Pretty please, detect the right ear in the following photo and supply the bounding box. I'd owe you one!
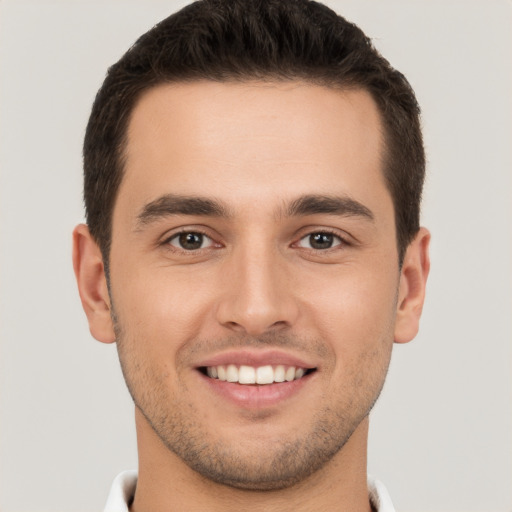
[72,224,115,343]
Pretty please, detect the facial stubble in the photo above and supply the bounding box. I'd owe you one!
[111,305,393,491]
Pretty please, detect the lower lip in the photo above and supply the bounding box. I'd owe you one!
[198,371,314,409]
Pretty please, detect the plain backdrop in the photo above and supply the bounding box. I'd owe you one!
[0,1,511,511]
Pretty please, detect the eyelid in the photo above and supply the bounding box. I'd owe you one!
[160,226,223,250]
[168,232,214,249]
[292,227,352,249]
[297,231,343,249]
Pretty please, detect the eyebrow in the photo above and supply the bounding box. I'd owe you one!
[136,194,231,227]
[285,194,374,221]
[135,192,374,228]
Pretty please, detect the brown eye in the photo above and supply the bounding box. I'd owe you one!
[298,232,342,250]
[169,232,212,250]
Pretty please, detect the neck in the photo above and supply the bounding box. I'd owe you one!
[130,409,373,512]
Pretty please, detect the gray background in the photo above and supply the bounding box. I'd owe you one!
[0,1,511,511]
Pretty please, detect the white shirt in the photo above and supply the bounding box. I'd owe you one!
[104,470,396,511]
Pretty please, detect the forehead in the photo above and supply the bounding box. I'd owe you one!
[119,80,388,215]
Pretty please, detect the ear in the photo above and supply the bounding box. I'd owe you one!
[394,227,431,344]
[72,224,116,343]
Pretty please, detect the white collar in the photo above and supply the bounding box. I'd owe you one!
[103,470,137,512]
[103,470,396,512]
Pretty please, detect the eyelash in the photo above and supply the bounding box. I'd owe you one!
[162,229,218,252]
[295,229,348,251]
[161,228,350,254]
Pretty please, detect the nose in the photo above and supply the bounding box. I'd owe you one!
[215,245,300,337]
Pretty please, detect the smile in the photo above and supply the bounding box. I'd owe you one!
[196,352,318,408]
[203,364,313,385]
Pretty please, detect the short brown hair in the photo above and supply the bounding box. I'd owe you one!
[83,0,425,267]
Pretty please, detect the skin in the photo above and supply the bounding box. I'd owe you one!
[73,81,430,512]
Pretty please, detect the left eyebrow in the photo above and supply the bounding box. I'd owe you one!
[283,194,374,221]
[136,194,231,228]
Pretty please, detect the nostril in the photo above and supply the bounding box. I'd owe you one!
[269,320,288,330]
[220,319,289,337]
[223,321,245,332]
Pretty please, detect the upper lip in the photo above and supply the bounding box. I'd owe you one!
[196,349,317,369]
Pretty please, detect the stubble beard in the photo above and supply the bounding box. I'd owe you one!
[112,313,392,491]
[136,399,359,491]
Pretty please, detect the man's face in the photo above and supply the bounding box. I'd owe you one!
[107,81,403,489]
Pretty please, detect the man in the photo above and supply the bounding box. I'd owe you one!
[73,0,430,510]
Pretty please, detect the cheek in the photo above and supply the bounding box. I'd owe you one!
[307,271,397,405]
[301,265,399,355]
[113,265,211,332]
[111,265,225,387]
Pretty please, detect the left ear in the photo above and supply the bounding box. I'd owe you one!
[394,227,431,344]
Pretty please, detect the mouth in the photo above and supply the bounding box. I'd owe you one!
[195,350,319,408]
[199,364,316,385]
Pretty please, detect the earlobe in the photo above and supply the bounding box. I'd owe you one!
[72,224,116,344]
[394,227,431,344]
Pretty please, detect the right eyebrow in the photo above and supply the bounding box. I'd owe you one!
[284,194,374,221]
[135,194,231,228]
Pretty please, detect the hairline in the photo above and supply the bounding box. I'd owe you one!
[101,76,405,274]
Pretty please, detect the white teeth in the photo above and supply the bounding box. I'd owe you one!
[239,365,256,384]
[217,365,226,381]
[205,364,310,385]
[285,367,296,382]
[226,364,238,383]
[256,365,274,384]
[274,365,285,382]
